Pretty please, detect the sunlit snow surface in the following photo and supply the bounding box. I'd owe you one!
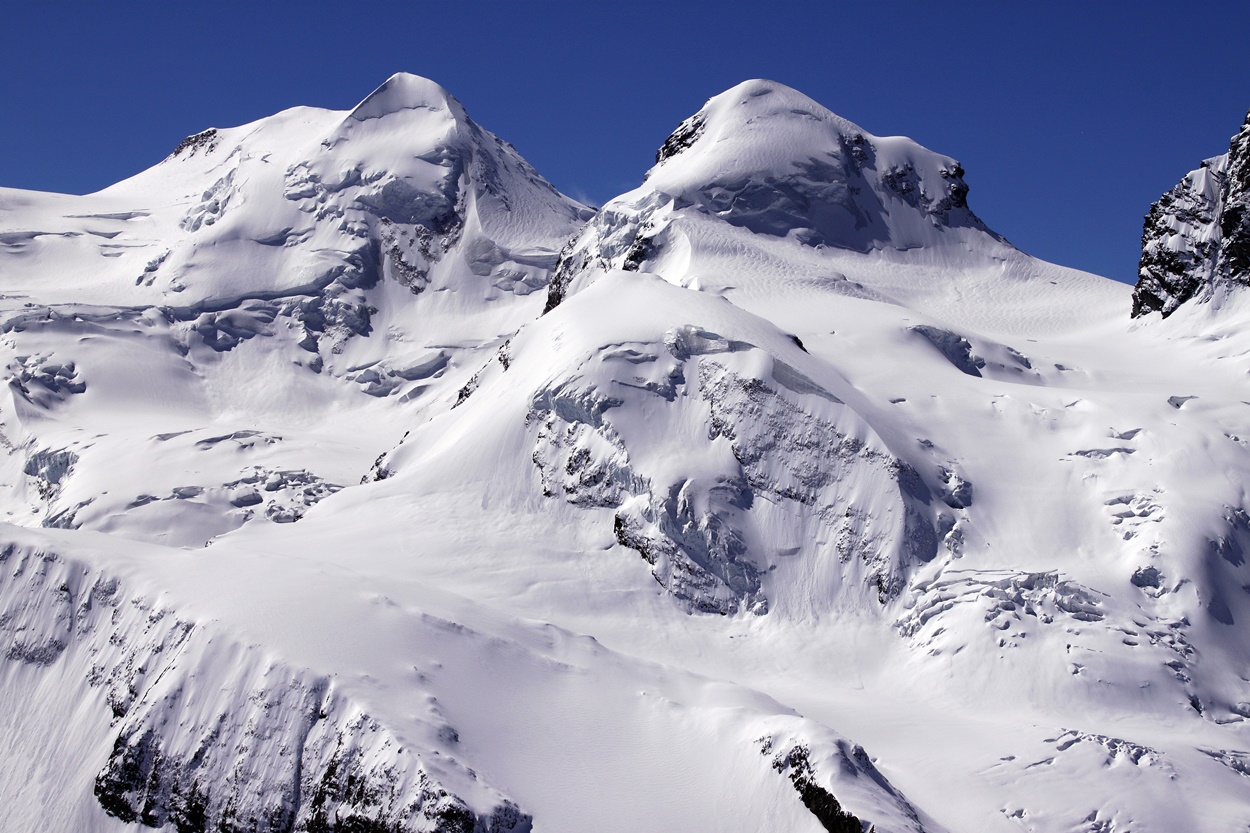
[1,75,1248,832]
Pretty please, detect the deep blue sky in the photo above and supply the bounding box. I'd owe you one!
[3,1,1248,284]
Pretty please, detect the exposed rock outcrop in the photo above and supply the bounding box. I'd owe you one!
[0,543,530,833]
[1133,108,1250,317]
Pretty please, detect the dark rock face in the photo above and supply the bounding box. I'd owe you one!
[654,113,705,165]
[1132,157,1226,317]
[170,129,219,159]
[767,744,863,833]
[1218,111,1250,280]
[1132,108,1250,317]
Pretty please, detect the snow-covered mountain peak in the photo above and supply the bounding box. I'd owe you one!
[0,71,587,310]
[346,72,463,123]
[545,78,1038,318]
[651,78,866,165]
[0,73,589,550]
[641,78,993,251]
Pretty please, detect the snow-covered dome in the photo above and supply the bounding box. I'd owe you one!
[642,78,994,251]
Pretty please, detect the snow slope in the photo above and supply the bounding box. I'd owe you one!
[1,75,1249,833]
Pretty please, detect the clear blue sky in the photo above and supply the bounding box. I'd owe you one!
[3,1,1248,284]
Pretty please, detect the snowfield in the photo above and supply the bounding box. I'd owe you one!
[1,74,1248,832]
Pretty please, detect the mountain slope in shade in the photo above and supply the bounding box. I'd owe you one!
[0,76,1249,833]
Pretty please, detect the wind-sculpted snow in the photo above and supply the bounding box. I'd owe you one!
[9,355,85,407]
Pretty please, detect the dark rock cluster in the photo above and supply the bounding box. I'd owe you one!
[1132,107,1250,317]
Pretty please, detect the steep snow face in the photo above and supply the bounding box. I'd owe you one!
[0,76,599,829]
[0,520,944,833]
[324,81,1250,830]
[1133,107,1250,317]
[0,535,534,833]
[473,80,1250,831]
[380,272,945,618]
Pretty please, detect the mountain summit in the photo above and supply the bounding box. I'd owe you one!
[646,79,993,248]
[546,79,1024,313]
[346,72,465,122]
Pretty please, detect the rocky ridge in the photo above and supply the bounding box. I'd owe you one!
[1133,107,1250,316]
